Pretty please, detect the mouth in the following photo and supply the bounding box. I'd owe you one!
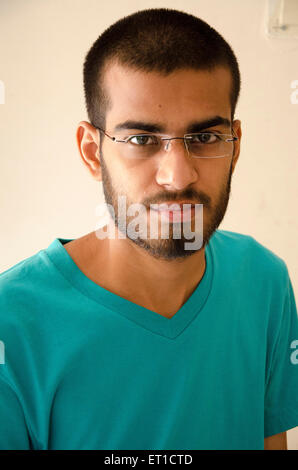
[148,201,197,222]
[150,201,197,209]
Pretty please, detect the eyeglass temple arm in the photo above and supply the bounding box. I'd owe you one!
[96,127,115,141]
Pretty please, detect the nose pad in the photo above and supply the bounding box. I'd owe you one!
[164,139,171,152]
[164,138,187,154]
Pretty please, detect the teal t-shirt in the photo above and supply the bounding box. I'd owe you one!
[0,229,298,450]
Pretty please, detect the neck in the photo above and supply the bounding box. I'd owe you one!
[89,229,206,317]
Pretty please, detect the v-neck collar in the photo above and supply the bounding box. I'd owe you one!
[45,235,214,339]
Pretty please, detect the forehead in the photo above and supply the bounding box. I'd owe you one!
[103,61,232,132]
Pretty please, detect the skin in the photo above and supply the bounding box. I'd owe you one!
[66,62,287,448]
[264,432,287,450]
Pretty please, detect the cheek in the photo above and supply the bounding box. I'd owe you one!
[105,160,145,204]
[121,160,158,195]
[200,159,231,184]
[195,161,231,204]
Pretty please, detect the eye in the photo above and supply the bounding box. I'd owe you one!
[127,135,159,146]
[188,133,219,144]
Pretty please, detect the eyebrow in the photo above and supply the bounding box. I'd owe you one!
[113,116,231,134]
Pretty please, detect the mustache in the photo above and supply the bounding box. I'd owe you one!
[142,189,210,207]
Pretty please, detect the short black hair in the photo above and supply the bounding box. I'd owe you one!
[83,8,241,130]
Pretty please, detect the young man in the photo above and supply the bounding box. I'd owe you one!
[0,8,297,450]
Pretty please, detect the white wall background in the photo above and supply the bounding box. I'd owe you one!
[0,0,298,449]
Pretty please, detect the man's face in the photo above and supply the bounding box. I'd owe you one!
[98,62,241,260]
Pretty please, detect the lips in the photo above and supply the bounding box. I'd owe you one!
[150,201,196,211]
[149,203,196,222]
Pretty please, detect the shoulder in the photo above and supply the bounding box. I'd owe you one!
[0,249,46,380]
[210,229,289,284]
[0,247,46,293]
[0,247,52,334]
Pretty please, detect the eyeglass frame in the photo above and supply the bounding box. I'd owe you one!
[96,126,238,159]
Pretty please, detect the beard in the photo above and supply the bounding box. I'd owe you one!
[99,152,233,261]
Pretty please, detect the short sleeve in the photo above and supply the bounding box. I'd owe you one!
[0,375,31,449]
[264,274,298,438]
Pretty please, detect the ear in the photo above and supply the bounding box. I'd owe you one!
[231,119,241,174]
[76,121,102,181]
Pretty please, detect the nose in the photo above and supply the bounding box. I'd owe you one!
[155,137,198,190]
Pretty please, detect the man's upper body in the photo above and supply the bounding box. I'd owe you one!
[1,8,297,450]
[0,229,297,450]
